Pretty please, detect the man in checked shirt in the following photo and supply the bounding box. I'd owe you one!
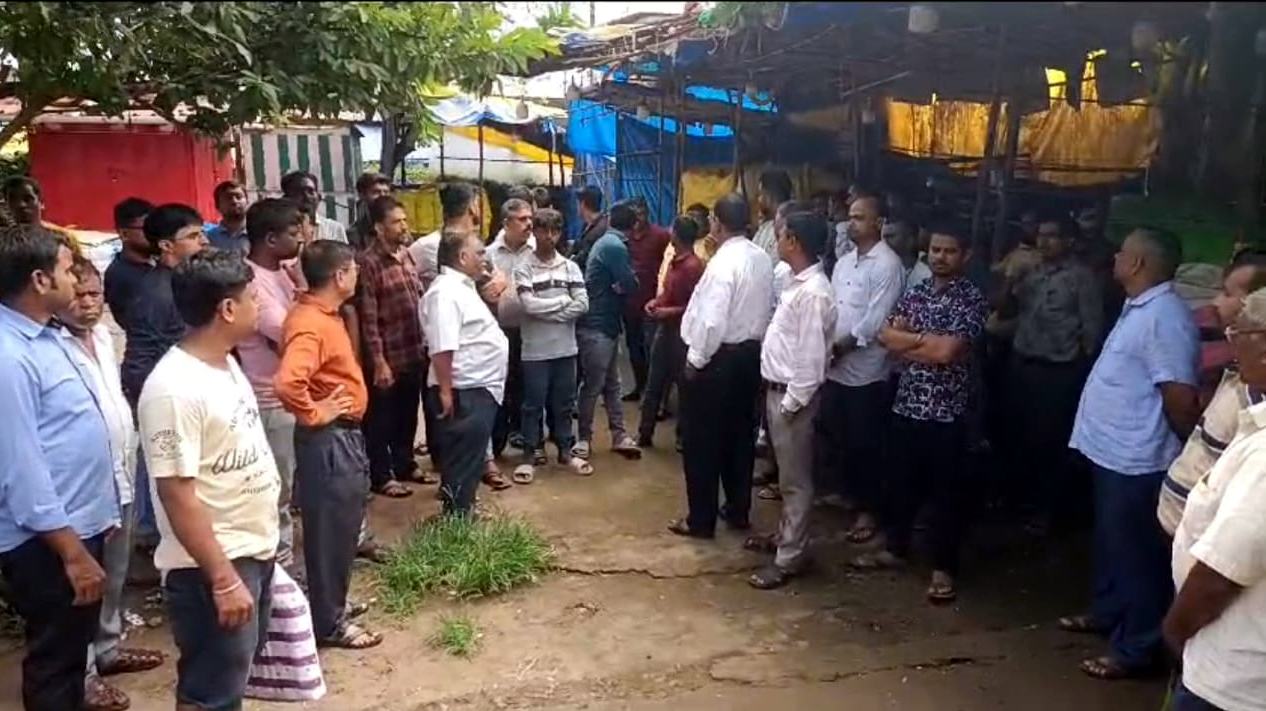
[355,196,425,499]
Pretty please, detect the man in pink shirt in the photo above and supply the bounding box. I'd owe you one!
[237,198,302,571]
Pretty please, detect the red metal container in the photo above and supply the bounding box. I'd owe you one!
[28,116,234,231]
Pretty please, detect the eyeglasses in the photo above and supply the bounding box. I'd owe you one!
[1224,325,1266,343]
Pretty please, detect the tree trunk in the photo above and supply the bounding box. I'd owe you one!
[0,101,43,154]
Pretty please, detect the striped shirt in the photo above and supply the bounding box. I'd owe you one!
[1159,369,1260,536]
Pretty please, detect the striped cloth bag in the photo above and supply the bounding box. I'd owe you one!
[245,566,327,702]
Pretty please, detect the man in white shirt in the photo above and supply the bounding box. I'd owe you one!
[751,169,792,263]
[818,194,905,544]
[1164,287,1266,711]
[488,198,536,459]
[137,249,281,711]
[670,193,774,539]
[420,230,510,515]
[883,219,931,294]
[281,170,348,244]
[410,181,482,292]
[61,257,165,711]
[747,210,836,588]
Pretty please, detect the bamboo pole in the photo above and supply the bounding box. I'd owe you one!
[970,25,1007,255]
[992,98,1023,263]
[477,123,485,236]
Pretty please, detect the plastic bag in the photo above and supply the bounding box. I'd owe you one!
[245,565,327,702]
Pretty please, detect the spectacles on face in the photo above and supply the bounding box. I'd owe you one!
[1225,325,1266,344]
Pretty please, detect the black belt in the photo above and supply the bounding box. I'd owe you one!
[332,416,362,430]
[718,340,761,352]
[764,379,788,393]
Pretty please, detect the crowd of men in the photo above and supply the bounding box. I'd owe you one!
[1,163,1265,711]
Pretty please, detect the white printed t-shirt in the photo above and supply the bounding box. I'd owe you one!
[138,346,281,573]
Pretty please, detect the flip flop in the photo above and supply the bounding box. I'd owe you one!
[848,551,906,571]
[372,481,413,498]
[482,471,512,491]
[748,565,796,590]
[566,458,594,477]
[1058,614,1109,635]
[756,485,782,501]
[85,676,129,711]
[1078,656,1153,681]
[512,464,535,485]
[743,534,777,554]
[98,647,165,676]
[926,574,957,604]
[319,622,383,650]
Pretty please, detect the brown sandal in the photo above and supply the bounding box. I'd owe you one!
[318,622,383,650]
[85,676,130,711]
[482,471,512,491]
[373,481,413,498]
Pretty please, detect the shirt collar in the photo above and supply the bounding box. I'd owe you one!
[439,265,476,287]
[0,303,54,339]
[1124,281,1174,309]
[671,247,697,265]
[792,262,824,283]
[297,292,340,316]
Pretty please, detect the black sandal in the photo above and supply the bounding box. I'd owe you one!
[372,481,413,498]
[667,518,714,539]
[743,534,777,554]
[748,565,796,590]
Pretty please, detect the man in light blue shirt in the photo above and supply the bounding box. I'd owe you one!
[0,224,118,711]
[1065,226,1201,681]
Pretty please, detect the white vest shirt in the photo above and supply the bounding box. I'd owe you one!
[681,236,774,370]
[761,262,837,413]
[420,267,510,403]
[65,323,137,507]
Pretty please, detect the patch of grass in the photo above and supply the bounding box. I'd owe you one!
[431,612,480,657]
[375,512,553,615]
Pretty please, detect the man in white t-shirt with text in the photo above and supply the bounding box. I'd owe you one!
[138,249,281,711]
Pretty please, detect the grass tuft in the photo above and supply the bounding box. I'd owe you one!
[431,612,480,657]
[375,512,553,615]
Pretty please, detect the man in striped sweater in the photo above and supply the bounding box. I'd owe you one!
[511,208,591,482]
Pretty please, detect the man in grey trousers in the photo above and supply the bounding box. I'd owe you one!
[276,240,383,649]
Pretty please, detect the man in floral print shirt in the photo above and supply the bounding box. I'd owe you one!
[850,219,987,605]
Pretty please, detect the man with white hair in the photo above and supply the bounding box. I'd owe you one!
[1163,286,1266,711]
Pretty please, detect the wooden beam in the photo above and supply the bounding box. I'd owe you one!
[992,97,1024,264]
[970,25,1007,256]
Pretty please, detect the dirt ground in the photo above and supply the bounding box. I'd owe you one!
[0,398,1169,711]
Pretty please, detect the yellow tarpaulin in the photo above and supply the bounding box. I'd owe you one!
[886,59,1157,187]
[396,185,493,238]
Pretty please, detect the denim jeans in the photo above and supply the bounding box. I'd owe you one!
[1090,465,1172,668]
[1172,683,1226,711]
[521,356,578,462]
[166,558,274,711]
[576,328,626,444]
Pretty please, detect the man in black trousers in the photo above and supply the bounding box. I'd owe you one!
[670,193,775,538]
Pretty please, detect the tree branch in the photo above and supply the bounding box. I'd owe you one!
[0,101,45,153]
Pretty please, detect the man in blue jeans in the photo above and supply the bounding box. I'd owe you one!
[1064,227,1201,680]
[511,208,592,480]
[138,249,282,711]
[573,200,642,461]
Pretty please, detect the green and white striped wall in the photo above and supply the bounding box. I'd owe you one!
[241,125,362,224]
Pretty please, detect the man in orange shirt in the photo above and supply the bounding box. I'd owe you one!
[274,240,382,651]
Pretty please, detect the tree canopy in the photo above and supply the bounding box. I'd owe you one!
[0,1,558,149]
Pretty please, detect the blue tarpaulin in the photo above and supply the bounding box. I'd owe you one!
[566,99,735,231]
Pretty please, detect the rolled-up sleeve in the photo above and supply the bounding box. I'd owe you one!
[0,355,71,533]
